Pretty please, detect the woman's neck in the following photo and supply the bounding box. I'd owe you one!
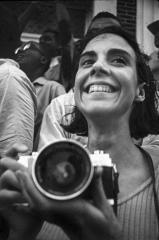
[87,121,141,169]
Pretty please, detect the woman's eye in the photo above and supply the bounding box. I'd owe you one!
[112,56,127,66]
[80,59,94,67]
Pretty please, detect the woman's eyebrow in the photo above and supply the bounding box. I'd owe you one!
[108,48,133,59]
[80,51,96,59]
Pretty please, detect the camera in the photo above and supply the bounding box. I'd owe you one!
[19,140,118,206]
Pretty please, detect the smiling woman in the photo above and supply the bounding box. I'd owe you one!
[59,26,159,239]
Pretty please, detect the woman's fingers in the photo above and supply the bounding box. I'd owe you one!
[0,170,21,190]
[0,169,26,207]
[15,170,45,209]
[0,144,28,176]
[0,158,26,172]
[0,189,25,206]
[5,143,28,158]
[91,167,109,206]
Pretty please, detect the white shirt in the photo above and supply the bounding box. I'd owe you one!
[0,59,37,156]
[38,89,88,151]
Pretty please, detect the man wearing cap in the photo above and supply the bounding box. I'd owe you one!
[147,20,159,87]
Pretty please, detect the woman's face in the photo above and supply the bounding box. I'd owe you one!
[74,33,142,121]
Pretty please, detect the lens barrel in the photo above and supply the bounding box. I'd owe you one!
[32,140,94,200]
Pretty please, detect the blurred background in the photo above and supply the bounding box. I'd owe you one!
[2,0,159,55]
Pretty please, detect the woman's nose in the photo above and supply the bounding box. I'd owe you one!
[90,60,110,76]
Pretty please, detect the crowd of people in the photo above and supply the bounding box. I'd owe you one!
[0,1,159,240]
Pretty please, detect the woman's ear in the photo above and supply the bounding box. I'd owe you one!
[134,82,145,102]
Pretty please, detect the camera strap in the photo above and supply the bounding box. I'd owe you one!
[137,146,159,229]
[113,168,119,215]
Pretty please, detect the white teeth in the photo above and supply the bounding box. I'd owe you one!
[88,85,113,93]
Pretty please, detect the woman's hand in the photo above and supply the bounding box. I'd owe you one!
[16,166,122,240]
[0,144,43,240]
[0,144,29,206]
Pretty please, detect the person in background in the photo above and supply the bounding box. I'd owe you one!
[0,4,37,239]
[41,1,74,92]
[38,11,122,150]
[40,27,62,83]
[15,41,65,150]
[147,20,159,88]
[1,25,159,240]
[139,20,159,147]
[0,4,37,156]
[86,11,121,33]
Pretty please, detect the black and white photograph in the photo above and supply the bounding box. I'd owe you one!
[0,0,159,239]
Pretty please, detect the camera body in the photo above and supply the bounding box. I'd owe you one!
[19,140,118,205]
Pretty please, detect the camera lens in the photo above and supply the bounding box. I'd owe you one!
[32,140,94,200]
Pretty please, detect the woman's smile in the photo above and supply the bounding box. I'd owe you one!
[87,83,117,93]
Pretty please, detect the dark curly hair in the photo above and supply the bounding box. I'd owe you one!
[62,26,159,139]
[87,11,121,32]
